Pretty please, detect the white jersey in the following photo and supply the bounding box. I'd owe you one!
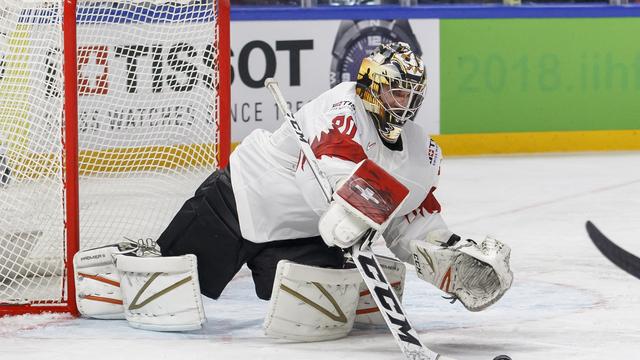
[230,82,449,247]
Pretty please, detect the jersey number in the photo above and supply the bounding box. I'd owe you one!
[331,115,356,139]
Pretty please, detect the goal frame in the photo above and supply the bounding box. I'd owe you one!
[0,0,231,317]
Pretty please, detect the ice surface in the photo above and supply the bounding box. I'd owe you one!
[1,151,639,360]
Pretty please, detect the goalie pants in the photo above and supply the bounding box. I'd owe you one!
[157,167,345,300]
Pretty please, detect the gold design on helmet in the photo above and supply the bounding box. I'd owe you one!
[356,57,385,118]
[356,42,427,143]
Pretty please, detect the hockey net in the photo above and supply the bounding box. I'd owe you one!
[0,0,230,314]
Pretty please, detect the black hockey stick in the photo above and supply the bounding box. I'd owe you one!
[586,221,640,280]
[264,78,446,360]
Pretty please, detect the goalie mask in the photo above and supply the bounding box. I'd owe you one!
[356,42,427,144]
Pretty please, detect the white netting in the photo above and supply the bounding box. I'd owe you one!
[0,0,223,307]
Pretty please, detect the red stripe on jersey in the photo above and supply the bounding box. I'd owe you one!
[298,150,308,171]
[421,186,442,214]
[404,187,442,223]
[310,127,367,163]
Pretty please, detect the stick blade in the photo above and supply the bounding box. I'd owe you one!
[586,221,640,280]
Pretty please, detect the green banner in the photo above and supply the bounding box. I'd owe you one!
[440,18,640,134]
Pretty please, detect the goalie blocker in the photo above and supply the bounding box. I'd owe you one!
[320,159,409,249]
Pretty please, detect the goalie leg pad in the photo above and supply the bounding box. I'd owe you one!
[263,260,362,342]
[354,254,406,325]
[73,245,125,320]
[116,254,206,331]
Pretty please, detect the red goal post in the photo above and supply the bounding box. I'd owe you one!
[0,0,230,316]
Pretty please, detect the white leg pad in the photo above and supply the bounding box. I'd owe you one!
[116,254,206,331]
[355,255,406,325]
[73,245,125,320]
[264,260,362,342]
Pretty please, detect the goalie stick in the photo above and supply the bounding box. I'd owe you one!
[586,221,640,280]
[264,78,445,360]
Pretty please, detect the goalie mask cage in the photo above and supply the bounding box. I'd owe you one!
[0,0,230,316]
